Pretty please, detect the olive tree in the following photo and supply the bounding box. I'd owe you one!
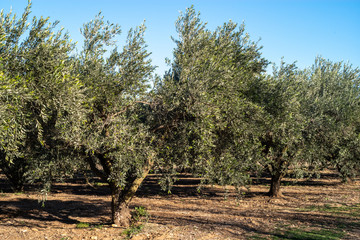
[1,2,156,226]
[151,6,268,191]
[73,14,156,226]
[250,58,360,197]
[301,57,360,182]
[248,62,308,197]
[0,2,85,191]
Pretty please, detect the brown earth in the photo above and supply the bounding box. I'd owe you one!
[0,171,359,240]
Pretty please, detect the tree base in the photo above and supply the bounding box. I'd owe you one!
[112,204,131,227]
[267,191,284,198]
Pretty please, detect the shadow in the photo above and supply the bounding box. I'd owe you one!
[0,171,358,239]
[251,177,342,187]
[137,174,239,199]
[50,183,110,196]
[0,174,44,193]
[0,174,12,193]
[0,198,110,227]
[146,197,360,239]
[151,214,269,238]
[137,174,202,197]
[281,179,341,187]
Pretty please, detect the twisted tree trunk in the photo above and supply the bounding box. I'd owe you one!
[110,186,132,227]
[110,156,154,227]
[268,155,288,198]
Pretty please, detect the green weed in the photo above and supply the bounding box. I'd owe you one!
[273,228,344,240]
[247,234,268,240]
[90,224,103,230]
[133,206,149,222]
[76,222,104,230]
[76,222,90,228]
[122,206,149,239]
[123,224,145,239]
[298,203,360,217]
[94,182,107,187]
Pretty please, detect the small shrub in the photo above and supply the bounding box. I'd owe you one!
[133,206,149,222]
[123,224,144,239]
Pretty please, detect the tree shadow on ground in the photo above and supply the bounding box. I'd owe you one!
[147,198,360,238]
[50,183,111,196]
[0,198,110,227]
[0,172,358,237]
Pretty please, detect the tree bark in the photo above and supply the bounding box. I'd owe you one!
[109,154,154,227]
[268,171,283,197]
[111,187,131,227]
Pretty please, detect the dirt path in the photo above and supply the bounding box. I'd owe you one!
[0,173,359,239]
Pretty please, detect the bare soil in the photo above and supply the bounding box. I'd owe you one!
[0,171,359,239]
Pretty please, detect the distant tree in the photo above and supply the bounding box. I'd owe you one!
[301,58,360,182]
[249,58,360,197]
[246,61,308,197]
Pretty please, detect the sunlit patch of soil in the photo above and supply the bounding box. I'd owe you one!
[0,172,359,239]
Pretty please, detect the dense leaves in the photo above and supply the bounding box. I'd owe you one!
[150,7,266,192]
[0,3,85,190]
[75,13,156,226]
[301,58,360,182]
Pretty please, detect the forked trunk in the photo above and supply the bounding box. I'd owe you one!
[109,155,154,227]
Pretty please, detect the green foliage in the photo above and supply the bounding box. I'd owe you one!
[153,6,268,191]
[0,1,85,190]
[0,1,156,226]
[75,222,103,229]
[246,61,307,195]
[298,203,360,217]
[76,222,90,228]
[75,11,156,187]
[249,226,345,240]
[121,207,148,239]
[245,57,360,196]
[73,11,157,226]
[1,2,360,229]
[133,206,149,222]
[301,58,360,181]
[122,224,145,239]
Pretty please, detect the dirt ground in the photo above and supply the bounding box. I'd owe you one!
[0,171,359,240]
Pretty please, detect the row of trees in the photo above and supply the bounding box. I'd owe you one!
[1,3,359,226]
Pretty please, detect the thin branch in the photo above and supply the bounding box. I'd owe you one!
[103,101,152,128]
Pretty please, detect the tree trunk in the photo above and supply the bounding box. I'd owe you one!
[111,188,131,227]
[268,150,288,198]
[109,154,154,227]
[269,172,283,197]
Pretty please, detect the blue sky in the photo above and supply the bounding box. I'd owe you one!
[1,0,359,75]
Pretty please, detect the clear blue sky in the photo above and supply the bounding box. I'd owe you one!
[1,0,359,75]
